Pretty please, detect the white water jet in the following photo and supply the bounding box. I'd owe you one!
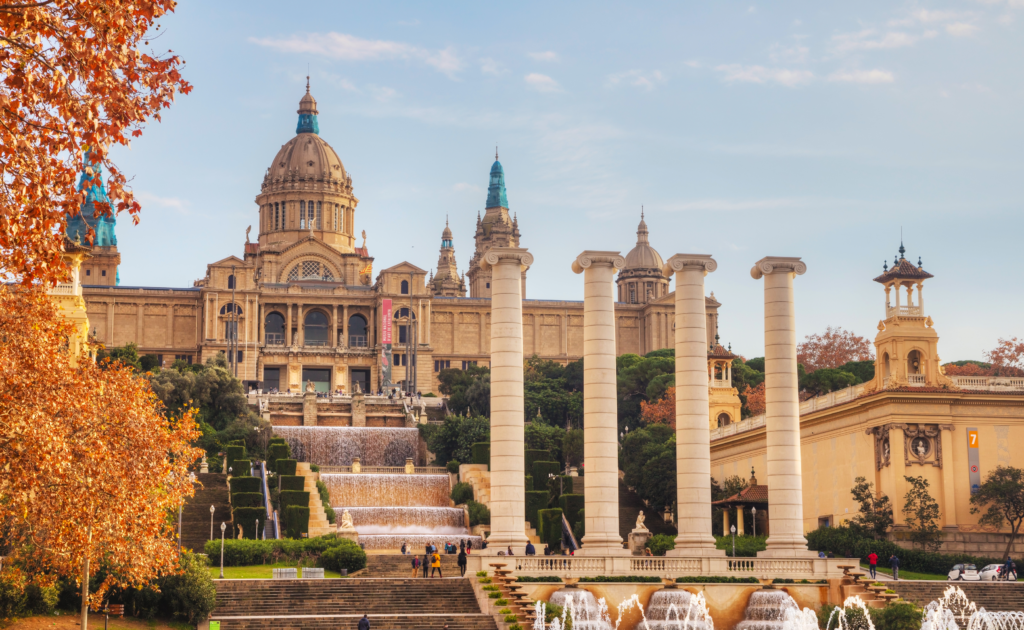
[736,591,801,630]
[614,594,654,630]
[826,596,876,630]
[922,585,1024,630]
[643,589,714,630]
[274,426,418,466]
[781,606,820,630]
[549,589,614,630]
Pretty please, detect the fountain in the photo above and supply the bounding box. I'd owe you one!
[644,588,714,630]
[735,591,800,630]
[920,586,1024,630]
[824,596,876,630]
[273,426,418,466]
[322,474,451,507]
[548,586,614,630]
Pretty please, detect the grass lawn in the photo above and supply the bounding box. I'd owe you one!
[1,613,190,629]
[860,563,947,581]
[209,562,345,579]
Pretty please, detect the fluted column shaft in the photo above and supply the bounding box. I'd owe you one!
[751,256,814,557]
[664,254,722,557]
[572,251,627,555]
[482,247,532,553]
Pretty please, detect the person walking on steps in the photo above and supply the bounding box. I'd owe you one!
[358,614,370,630]
[422,551,430,578]
[458,547,468,577]
[889,554,900,580]
[868,551,878,579]
[411,554,420,578]
[431,550,443,578]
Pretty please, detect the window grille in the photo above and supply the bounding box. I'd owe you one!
[299,201,305,229]
[316,201,322,229]
[287,261,334,282]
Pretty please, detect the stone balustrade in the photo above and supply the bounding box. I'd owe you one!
[464,554,846,579]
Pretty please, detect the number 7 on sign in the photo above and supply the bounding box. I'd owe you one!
[968,431,979,448]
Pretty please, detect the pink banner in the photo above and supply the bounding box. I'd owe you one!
[382,298,392,344]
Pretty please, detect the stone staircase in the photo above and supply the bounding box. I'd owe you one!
[363,553,467,577]
[836,565,897,608]
[181,473,231,553]
[297,462,333,537]
[887,581,1024,612]
[210,577,497,630]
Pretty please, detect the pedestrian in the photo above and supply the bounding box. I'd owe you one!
[507,545,514,556]
[889,554,900,580]
[410,555,420,578]
[467,539,472,552]
[525,541,536,556]
[358,614,370,630]
[458,547,468,577]
[868,551,878,579]
[401,542,407,555]
[431,550,443,578]
[460,539,466,553]
[1004,557,1016,581]
[422,552,429,578]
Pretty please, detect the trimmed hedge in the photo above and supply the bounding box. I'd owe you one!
[231,492,264,509]
[560,475,573,495]
[283,505,310,539]
[573,508,585,542]
[232,459,252,476]
[513,576,563,583]
[451,482,474,505]
[276,459,298,476]
[558,494,584,531]
[279,490,310,510]
[532,461,560,490]
[524,449,549,475]
[229,476,261,494]
[676,576,760,583]
[807,525,1003,576]
[231,507,266,539]
[525,491,548,530]
[525,475,533,491]
[468,500,490,526]
[538,508,563,548]
[319,539,368,573]
[471,442,490,466]
[580,576,662,583]
[268,442,290,472]
[203,534,367,569]
[225,445,245,473]
[279,475,306,492]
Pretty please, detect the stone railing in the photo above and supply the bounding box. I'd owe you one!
[886,306,922,318]
[908,374,926,385]
[499,555,845,579]
[952,376,1024,391]
[711,383,868,442]
[48,282,78,296]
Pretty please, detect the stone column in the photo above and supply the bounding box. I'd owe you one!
[341,304,348,348]
[735,507,745,536]
[572,251,627,555]
[332,304,338,348]
[664,254,722,556]
[750,256,815,558]
[480,247,533,553]
[939,426,957,529]
[286,303,293,346]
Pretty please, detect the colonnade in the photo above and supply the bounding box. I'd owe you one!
[484,247,812,558]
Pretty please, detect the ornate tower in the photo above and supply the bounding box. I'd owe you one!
[67,151,120,286]
[467,153,523,298]
[617,211,669,304]
[707,335,742,429]
[867,243,952,391]
[430,218,466,297]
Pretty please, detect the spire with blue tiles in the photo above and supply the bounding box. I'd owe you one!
[67,149,117,248]
[296,76,320,135]
[485,147,508,209]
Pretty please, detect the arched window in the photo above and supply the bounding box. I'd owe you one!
[219,303,242,315]
[304,310,329,346]
[316,201,322,229]
[348,314,368,347]
[299,201,306,229]
[274,203,280,230]
[281,201,286,228]
[308,200,315,229]
[883,353,891,379]
[717,413,731,428]
[227,274,235,289]
[393,307,416,320]
[286,260,335,282]
[401,279,409,295]
[265,312,285,345]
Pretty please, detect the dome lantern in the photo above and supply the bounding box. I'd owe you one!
[296,76,320,135]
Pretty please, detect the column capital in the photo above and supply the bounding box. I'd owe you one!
[663,254,717,277]
[750,256,807,280]
[571,250,625,274]
[480,247,533,271]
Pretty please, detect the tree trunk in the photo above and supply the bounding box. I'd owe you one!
[80,523,92,630]
[1002,521,1020,561]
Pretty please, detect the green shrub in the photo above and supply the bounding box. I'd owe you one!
[226,445,245,473]
[505,614,519,622]
[525,449,549,474]
[0,569,27,618]
[488,591,501,599]
[525,474,533,491]
[268,442,290,471]
[538,508,563,548]
[231,507,266,538]
[579,576,662,583]
[276,459,298,476]
[715,534,767,557]
[511,576,562,583]
[279,490,310,509]
[231,459,252,476]
[315,480,335,524]
[451,482,474,505]
[468,500,490,526]
[676,576,759,583]
[558,494,584,530]
[483,585,499,591]
[229,476,261,494]
[545,603,564,624]
[231,492,264,508]
[318,538,367,573]
[447,460,460,474]
[203,535,366,568]
[561,476,574,494]
[471,442,490,466]
[573,508,585,541]
[476,571,488,577]
[532,461,560,490]
[526,491,548,529]
[158,552,216,625]
[871,602,923,630]
[24,582,58,615]
[280,475,306,491]
[479,577,492,584]
[499,608,513,614]
[496,598,509,606]
[647,533,676,556]
[283,505,310,538]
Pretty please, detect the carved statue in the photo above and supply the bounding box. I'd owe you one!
[361,230,367,249]
[236,524,244,540]
[635,510,647,531]
[306,380,316,393]
[245,225,251,244]
[340,509,356,531]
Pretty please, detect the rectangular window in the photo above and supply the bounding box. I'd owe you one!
[101,270,106,277]
[398,325,407,344]
[225,321,237,340]
[434,360,451,372]
[316,201,322,229]
[86,269,91,276]
[237,351,244,363]
[461,361,477,370]
[274,203,279,230]
[281,202,286,227]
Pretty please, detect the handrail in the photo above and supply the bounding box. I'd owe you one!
[561,513,580,552]
[256,461,280,539]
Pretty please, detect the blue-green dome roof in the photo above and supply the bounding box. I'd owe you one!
[485,159,508,208]
[67,151,117,249]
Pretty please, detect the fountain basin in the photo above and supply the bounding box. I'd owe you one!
[322,473,450,507]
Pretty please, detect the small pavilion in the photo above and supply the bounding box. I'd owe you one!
[713,468,769,537]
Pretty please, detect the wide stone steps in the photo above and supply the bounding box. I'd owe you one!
[364,554,466,577]
[181,473,231,553]
[213,613,499,630]
[213,578,483,617]
[887,582,1024,612]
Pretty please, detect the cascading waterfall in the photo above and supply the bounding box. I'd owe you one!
[643,588,714,630]
[274,426,418,466]
[548,589,614,630]
[735,591,800,630]
[344,507,467,532]
[322,474,451,507]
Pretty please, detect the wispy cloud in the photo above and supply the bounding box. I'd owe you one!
[769,43,810,64]
[715,64,813,87]
[831,29,918,52]
[479,57,503,75]
[605,69,665,90]
[946,22,981,36]
[249,32,464,78]
[528,51,559,62]
[452,183,479,192]
[137,192,191,214]
[524,73,562,92]
[828,69,895,83]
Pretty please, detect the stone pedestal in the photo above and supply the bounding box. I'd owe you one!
[629,528,652,555]
[335,528,359,545]
[302,392,317,427]
[664,254,723,557]
[750,256,815,558]
[572,251,628,555]
[200,457,209,474]
[351,392,366,427]
[480,247,533,553]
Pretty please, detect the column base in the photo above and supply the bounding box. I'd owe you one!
[478,532,530,556]
[666,546,725,557]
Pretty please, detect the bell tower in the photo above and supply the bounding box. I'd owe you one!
[867,243,953,391]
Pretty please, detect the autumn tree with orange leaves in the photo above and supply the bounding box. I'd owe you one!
[0,0,190,285]
[796,326,874,373]
[987,337,1024,376]
[0,287,202,628]
[640,387,675,427]
[743,382,767,416]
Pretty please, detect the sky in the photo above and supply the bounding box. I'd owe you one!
[109,0,1024,361]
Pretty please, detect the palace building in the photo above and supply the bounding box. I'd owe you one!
[78,83,737,415]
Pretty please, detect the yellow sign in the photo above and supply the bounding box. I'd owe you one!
[968,430,979,448]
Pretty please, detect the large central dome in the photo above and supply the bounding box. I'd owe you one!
[264,82,346,185]
[623,214,663,270]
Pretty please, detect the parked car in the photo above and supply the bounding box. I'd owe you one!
[949,564,981,581]
[979,564,1003,581]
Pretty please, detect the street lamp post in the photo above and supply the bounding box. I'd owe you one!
[209,505,216,541]
[751,506,757,537]
[730,524,736,557]
[178,472,196,556]
[219,522,227,579]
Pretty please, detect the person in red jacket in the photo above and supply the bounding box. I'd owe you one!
[867,552,878,579]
